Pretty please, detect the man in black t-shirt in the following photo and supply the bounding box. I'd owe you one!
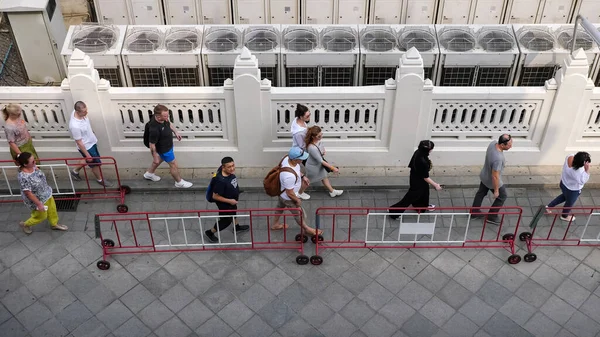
[205,157,249,243]
[143,104,193,188]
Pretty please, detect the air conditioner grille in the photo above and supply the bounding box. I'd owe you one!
[244,27,279,52]
[72,26,117,53]
[321,27,357,52]
[518,29,555,51]
[360,28,396,52]
[557,30,594,50]
[165,30,200,52]
[283,27,317,52]
[205,28,240,52]
[439,28,476,52]
[125,29,162,53]
[398,29,436,52]
[478,30,515,52]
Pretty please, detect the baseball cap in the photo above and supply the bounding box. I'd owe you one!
[289,146,309,160]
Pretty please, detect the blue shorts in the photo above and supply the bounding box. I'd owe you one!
[159,147,175,163]
[78,144,102,168]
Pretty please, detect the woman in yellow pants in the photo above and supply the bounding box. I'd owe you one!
[16,152,68,234]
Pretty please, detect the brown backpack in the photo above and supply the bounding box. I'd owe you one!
[264,156,298,196]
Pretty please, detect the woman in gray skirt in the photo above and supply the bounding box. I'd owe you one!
[304,126,343,197]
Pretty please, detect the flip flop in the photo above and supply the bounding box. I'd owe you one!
[271,224,289,230]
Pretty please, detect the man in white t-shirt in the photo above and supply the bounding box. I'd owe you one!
[271,146,322,237]
[68,101,112,187]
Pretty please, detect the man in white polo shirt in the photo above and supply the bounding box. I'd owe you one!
[69,101,112,187]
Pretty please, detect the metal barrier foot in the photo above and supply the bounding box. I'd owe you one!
[296,255,309,265]
[311,235,324,244]
[97,260,110,270]
[523,253,537,263]
[310,255,323,265]
[507,254,521,264]
[117,204,129,213]
[295,234,308,243]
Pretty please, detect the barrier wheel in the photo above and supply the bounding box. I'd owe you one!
[502,233,515,241]
[97,260,110,270]
[507,254,521,264]
[296,255,309,265]
[117,204,129,213]
[102,239,115,247]
[519,232,532,241]
[524,253,537,263]
[310,255,323,265]
[121,185,132,195]
[294,234,308,243]
[311,235,324,244]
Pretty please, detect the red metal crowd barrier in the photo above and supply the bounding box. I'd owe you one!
[0,156,130,212]
[94,208,310,270]
[311,206,524,265]
[519,205,600,262]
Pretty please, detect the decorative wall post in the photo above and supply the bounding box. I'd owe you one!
[539,48,595,163]
[389,47,426,165]
[64,49,112,155]
[232,47,264,166]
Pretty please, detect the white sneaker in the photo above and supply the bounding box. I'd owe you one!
[297,192,311,200]
[143,172,161,182]
[329,189,344,198]
[175,179,193,188]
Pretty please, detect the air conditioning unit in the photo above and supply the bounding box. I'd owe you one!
[301,0,335,24]
[163,0,199,24]
[122,26,203,87]
[94,0,132,24]
[202,25,244,86]
[513,24,597,86]
[436,0,472,24]
[243,25,282,85]
[129,0,165,24]
[334,0,368,24]
[281,24,360,86]
[61,24,127,87]
[402,0,437,24]
[199,0,232,24]
[504,0,541,23]
[368,0,402,24]
[396,24,440,83]
[537,0,576,23]
[436,25,519,86]
[358,25,401,85]
[469,0,507,24]
[505,0,576,24]
[571,0,600,23]
[268,0,300,24]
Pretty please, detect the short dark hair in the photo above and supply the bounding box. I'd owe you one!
[418,140,434,152]
[295,104,309,118]
[572,151,591,170]
[74,101,86,112]
[16,152,32,167]
[498,134,511,145]
[221,156,234,165]
[154,104,169,115]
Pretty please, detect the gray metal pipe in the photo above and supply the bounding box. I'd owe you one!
[572,14,600,54]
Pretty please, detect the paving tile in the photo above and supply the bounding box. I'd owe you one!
[200,283,236,313]
[141,268,178,298]
[124,255,161,282]
[48,254,85,283]
[299,298,334,327]
[553,328,577,337]
[112,317,151,337]
[498,296,537,326]
[0,269,23,298]
[10,254,46,283]
[30,317,69,337]
[523,312,562,337]
[319,251,353,279]
[579,294,600,324]
[452,264,487,293]
[63,269,101,299]
[540,295,577,326]
[568,263,600,292]
[138,299,174,330]
[120,284,156,314]
[545,249,581,276]
[96,266,139,297]
[491,264,528,292]
[355,251,391,278]
[377,297,416,328]
[55,301,94,332]
[40,285,76,315]
[277,281,314,313]
[564,311,600,337]
[96,300,134,331]
[154,317,192,337]
[70,317,110,337]
[530,264,566,292]
[79,284,116,314]
[2,285,37,315]
[441,313,479,337]
[419,296,456,327]
[360,314,397,337]
[459,296,497,327]
[321,282,355,312]
[582,249,600,271]
[217,299,254,330]
[397,281,434,310]
[296,267,334,293]
[436,280,472,310]
[555,278,591,308]
[15,300,52,332]
[258,267,294,296]
[392,251,428,278]
[195,316,233,337]
[357,280,393,311]
[181,267,216,296]
[515,279,552,308]
[70,240,103,267]
[0,303,11,325]
[414,265,450,293]
[482,312,534,337]
[239,283,275,312]
[475,280,512,310]
[339,298,376,328]
[236,315,274,337]
[278,316,324,337]
[199,253,236,280]
[159,284,194,313]
[176,299,214,330]
[318,313,357,337]
[257,298,296,329]
[240,253,276,280]
[375,265,411,294]
[401,313,439,337]
[0,317,28,337]
[163,254,199,280]
[431,251,466,277]
[336,267,373,295]
[0,241,31,268]
[468,250,506,277]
